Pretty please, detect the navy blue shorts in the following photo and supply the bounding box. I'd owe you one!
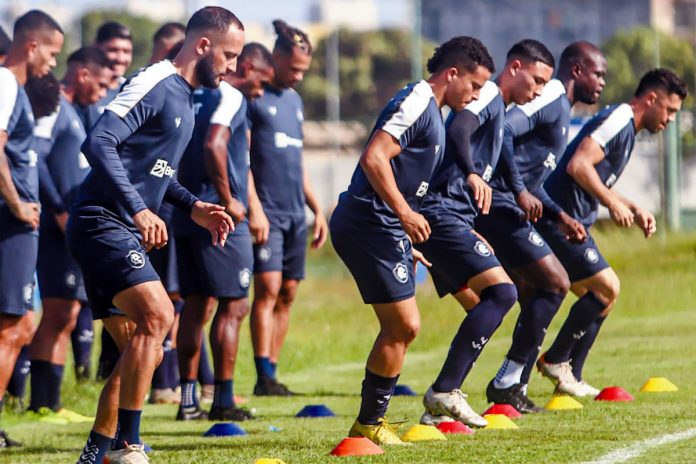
[66,207,160,320]
[416,218,500,297]
[177,222,253,299]
[0,223,37,316]
[535,217,610,282]
[148,226,179,295]
[475,205,554,269]
[37,221,87,302]
[330,209,414,305]
[253,213,307,280]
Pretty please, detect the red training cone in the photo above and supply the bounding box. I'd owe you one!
[437,421,473,435]
[595,386,634,402]
[330,437,384,456]
[483,404,522,419]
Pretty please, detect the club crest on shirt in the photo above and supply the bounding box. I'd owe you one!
[543,153,556,170]
[584,248,599,264]
[257,246,271,262]
[268,106,277,116]
[126,250,145,269]
[473,240,491,257]
[65,272,77,289]
[239,268,252,288]
[415,181,429,197]
[528,231,545,247]
[392,263,409,283]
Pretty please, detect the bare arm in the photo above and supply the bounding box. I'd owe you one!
[0,131,39,229]
[247,168,269,244]
[203,124,245,222]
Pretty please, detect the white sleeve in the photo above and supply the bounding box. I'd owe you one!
[0,68,19,131]
[590,104,634,148]
[382,81,432,141]
[209,82,244,128]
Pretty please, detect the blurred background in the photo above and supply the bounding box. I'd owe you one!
[3,0,696,230]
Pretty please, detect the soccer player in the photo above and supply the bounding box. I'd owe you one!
[330,36,492,446]
[248,20,327,396]
[69,7,242,463]
[416,38,566,428]
[27,47,111,420]
[148,22,185,64]
[474,41,606,408]
[0,9,63,448]
[176,42,274,421]
[535,68,687,394]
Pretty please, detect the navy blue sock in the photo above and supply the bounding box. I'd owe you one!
[357,369,399,425]
[545,292,606,364]
[7,345,30,398]
[520,345,541,386]
[78,430,114,464]
[46,362,65,411]
[151,333,173,390]
[270,362,277,379]
[213,379,234,408]
[167,348,180,389]
[180,379,197,408]
[254,356,274,381]
[29,359,51,411]
[432,283,517,392]
[507,290,565,363]
[98,329,120,379]
[197,337,214,386]
[571,315,606,380]
[71,305,94,372]
[114,409,142,449]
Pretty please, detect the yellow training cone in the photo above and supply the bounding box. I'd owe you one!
[483,414,519,429]
[641,377,678,392]
[401,424,447,442]
[254,460,286,464]
[545,395,583,411]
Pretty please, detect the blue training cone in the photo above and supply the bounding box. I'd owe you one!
[296,404,335,418]
[203,423,247,437]
[393,384,417,396]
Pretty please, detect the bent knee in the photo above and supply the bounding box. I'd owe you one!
[277,281,299,306]
[482,283,518,308]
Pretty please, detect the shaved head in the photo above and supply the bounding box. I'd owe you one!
[558,40,607,105]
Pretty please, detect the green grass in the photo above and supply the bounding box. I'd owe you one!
[2,227,696,463]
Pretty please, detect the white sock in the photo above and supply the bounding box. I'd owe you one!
[493,357,525,389]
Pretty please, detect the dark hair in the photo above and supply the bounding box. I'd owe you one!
[635,68,688,100]
[0,26,10,56]
[272,19,311,55]
[67,45,111,69]
[239,42,273,68]
[186,6,244,35]
[506,39,555,68]
[96,21,131,44]
[427,36,494,74]
[166,40,184,60]
[13,10,63,41]
[559,40,602,72]
[153,22,185,44]
[25,72,60,119]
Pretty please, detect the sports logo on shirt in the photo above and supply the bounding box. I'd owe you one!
[72,119,81,130]
[296,110,304,121]
[268,106,277,116]
[22,283,33,305]
[473,240,491,257]
[150,159,176,178]
[471,336,489,351]
[605,174,617,188]
[239,268,252,289]
[528,231,545,247]
[584,248,599,264]
[28,149,38,168]
[415,181,429,197]
[435,144,440,155]
[482,165,493,182]
[175,117,182,128]
[392,263,409,283]
[543,153,556,170]
[65,272,77,289]
[257,246,271,262]
[126,250,145,269]
[274,132,303,149]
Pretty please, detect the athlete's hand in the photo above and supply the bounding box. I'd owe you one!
[133,208,168,251]
[54,211,69,233]
[223,198,246,224]
[557,211,587,243]
[248,204,270,245]
[634,207,657,238]
[399,209,431,243]
[311,212,328,249]
[467,173,492,215]
[11,201,40,230]
[516,189,543,222]
[412,247,432,275]
[608,199,634,228]
[191,200,234,247]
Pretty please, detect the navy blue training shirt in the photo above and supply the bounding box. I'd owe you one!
[545,103,636,227]
[75,60,198,231]
[75,81,121,130]
[248,83,305,216]
[176,80,249,235]
[340,80,445,234]
[424,80,504,226]
[490,79,571,217]
[35,95,90,215]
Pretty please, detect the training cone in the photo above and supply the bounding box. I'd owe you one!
[203,422,247,437]
[595,386,634,402]
[483,404,522,419]
[254,460,286,464]
[296,404,335,418]
[330,437,384,456]
[401,424,447,442]
[482,414,519,430]
[641,377,678,393]
[436,421,474,435]
[545,395,583,411]
[393,384,417,396]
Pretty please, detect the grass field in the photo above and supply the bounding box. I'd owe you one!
[2,226,695,463]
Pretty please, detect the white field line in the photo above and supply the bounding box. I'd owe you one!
[579,427,696,464]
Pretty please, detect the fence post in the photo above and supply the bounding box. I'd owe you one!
[664,112,681,231]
